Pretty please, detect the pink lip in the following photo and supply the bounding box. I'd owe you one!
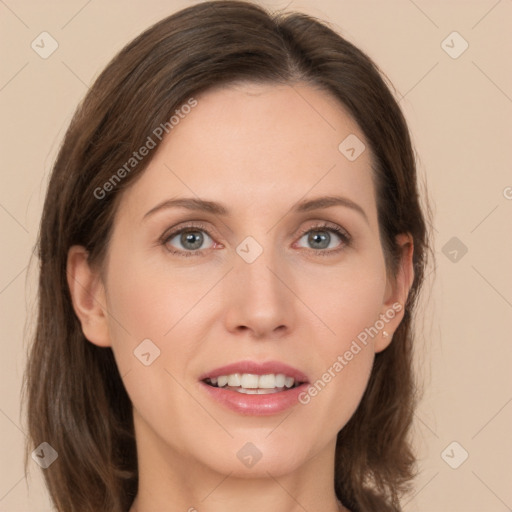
[200,381,309,416]
[198,360,309,383]
[198,360,309,416]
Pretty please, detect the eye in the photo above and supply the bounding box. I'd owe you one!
[295,223,351,254]
[162,223,215,256]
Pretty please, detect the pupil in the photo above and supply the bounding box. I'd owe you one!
[309,231,330,249]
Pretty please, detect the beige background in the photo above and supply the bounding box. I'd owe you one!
[1,0,511,510]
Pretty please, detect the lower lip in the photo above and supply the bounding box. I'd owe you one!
[200,381,309,416]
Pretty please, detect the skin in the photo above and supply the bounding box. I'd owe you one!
[67,82,414,512]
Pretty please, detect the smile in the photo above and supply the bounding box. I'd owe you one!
[204,373,304,394]
[199,361,310,415]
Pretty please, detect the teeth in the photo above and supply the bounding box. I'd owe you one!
[275,374,286,387]
[207,373,299,390]
[258,374,278,389]
[284,376,294,388]
[240,373,259,388]
[227,374,241,386]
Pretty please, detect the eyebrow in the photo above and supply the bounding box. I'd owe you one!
[143,195,369,224]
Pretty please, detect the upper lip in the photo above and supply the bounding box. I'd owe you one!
[199,360,309,383]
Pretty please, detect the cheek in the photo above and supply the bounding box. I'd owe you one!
[296,254,386,428]
[104,247,209,340]
[102,247,219,387]
[299,299,378,439]
[101,249,209,441]
[305,249,387,350]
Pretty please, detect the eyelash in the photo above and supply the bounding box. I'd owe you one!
[159,221,352,258]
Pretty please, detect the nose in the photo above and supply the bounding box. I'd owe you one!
[223,244,296,340]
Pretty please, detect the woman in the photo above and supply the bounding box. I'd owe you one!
[23,1,432,511]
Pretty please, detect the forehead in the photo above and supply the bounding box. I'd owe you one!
[114,82,377,227]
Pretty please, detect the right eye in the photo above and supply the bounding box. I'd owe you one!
[161,223,217,257]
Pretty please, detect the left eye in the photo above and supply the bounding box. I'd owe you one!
[296,228,345,250]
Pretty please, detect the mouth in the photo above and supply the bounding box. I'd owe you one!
[199,361,310,415]
[203,373,306,394]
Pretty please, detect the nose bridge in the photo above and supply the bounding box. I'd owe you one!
[224,234,294,336]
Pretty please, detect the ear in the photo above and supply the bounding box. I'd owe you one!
[374,233,415,353]
[66,245,111,347]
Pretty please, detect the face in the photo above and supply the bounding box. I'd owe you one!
[69,82,411,480]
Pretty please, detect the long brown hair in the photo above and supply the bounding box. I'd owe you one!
[23,2,432,511]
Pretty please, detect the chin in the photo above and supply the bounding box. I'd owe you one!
[192,434,311,478]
